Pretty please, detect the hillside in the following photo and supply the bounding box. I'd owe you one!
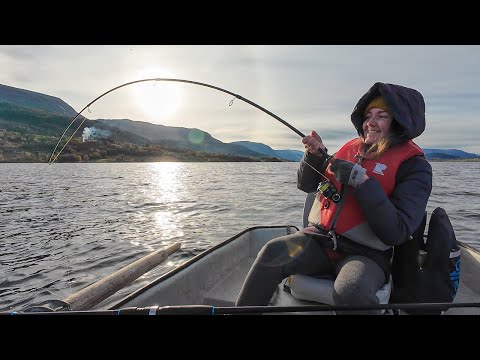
[0,105,282,163]
[230,140,304,161]
[423,148,479,160]
[0,84,284,163]
[97,119,269,159]
[1,82,479,163]
[0,84,77,117]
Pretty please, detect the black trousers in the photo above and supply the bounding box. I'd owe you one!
[235,232,386,314]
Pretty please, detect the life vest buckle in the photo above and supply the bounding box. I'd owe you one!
[328,230,338,251]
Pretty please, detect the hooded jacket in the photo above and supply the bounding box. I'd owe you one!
[297,82,432,279]
[351,82,426,141]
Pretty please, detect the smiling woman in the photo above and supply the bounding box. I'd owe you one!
[132,66,183,123]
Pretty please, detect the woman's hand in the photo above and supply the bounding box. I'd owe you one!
[302,130,327,157]
[329,159,369,187]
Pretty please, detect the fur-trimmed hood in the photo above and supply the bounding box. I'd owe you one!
[351,82,426,140]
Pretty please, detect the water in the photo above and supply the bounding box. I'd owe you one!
[1,161,479,312]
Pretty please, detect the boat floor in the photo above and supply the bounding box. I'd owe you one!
[202,256,480,315]
[201,257,324,314]
[112,226,480,315]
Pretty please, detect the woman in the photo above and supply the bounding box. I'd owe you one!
[235,82,432,314]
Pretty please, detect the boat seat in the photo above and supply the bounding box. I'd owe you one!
[286,274,392,306]
[288,192,393,308]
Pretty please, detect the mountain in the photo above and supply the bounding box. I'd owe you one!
[0,83,285,162]
[231,143,480,162]
[0,83,303,162]
[230,141,278,158]
[275,149,305,161]
[0,84,77,117]
[423,148,479,159]
[98,119,273,159]
[425,153,459,160]
[230,141,304,161]
[1,82,479,163]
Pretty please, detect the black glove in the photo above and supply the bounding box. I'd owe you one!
[329,159,367,188]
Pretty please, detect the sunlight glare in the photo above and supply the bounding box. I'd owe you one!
[133,66,182,124]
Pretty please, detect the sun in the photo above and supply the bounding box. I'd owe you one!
[132,66,182,123]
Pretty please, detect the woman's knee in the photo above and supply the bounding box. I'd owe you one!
[332,256,385,305]
[257,233,312,266]
[256,238,293,267]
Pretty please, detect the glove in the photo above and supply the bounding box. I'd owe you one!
[329,159,367,188]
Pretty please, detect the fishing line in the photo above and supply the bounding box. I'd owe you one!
[48,78,314,164]
[23,166,75,310]
[48,77,340,204]
[45,78,335,311]
[291,150,331,181]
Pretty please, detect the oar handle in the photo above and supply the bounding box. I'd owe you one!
[62,242,182,311]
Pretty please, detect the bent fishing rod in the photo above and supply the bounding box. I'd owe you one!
[48,78,332,165]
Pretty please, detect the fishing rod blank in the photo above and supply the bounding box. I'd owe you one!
[48,78,314,164]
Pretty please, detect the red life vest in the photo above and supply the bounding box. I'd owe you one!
[307,138,424,251]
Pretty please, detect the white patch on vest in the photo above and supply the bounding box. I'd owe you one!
[373,162,387,175]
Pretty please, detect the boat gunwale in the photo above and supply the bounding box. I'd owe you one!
[108,226,479,311]
[457,240,480,255]
[109,225,299,309]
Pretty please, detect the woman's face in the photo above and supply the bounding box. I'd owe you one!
[362,108,393,144]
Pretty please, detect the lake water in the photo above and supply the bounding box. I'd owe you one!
[1,161,479,312]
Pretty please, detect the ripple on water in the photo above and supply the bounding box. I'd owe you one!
[1,161,479,312]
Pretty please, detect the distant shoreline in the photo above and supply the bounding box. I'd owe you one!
[2,158,480,164]
[0,158,292,164]
[428,158,480,162]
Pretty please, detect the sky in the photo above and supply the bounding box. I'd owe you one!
[2,45,480,154]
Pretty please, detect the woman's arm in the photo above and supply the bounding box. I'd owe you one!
[297,151,330,193]
[353,155,432,246]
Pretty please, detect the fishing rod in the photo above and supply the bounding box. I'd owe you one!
[4,302,480,315]
[48,78,331,164]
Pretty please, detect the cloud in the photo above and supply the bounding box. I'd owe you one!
[1,45,480,153]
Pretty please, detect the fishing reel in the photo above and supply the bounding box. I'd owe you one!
[316,180,341,202]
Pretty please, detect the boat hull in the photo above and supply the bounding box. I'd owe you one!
[110,225,480,315]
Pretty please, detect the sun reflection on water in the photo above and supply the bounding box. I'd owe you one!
[149,162,183,202]
[149,162,185,240]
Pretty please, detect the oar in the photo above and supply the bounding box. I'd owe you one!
[61,242,181,311]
